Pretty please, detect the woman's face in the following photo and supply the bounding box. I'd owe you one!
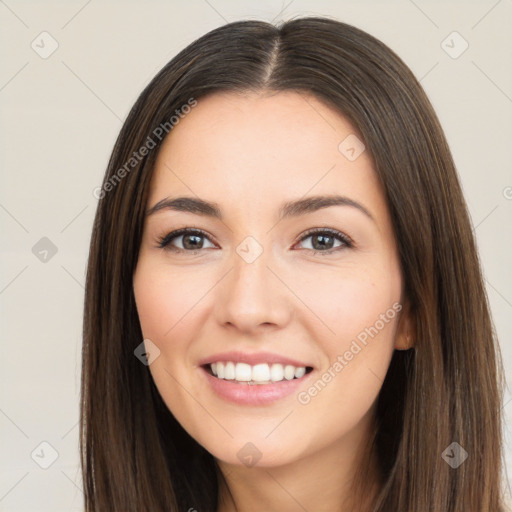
[133,91,411,469]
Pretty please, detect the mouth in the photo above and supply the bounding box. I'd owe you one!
[197,351,316,405]
[202,362,314,385]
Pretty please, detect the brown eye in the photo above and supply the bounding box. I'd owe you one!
[157,229,215,252]
[296,229,352,254]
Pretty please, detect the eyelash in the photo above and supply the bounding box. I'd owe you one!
[155,227,353,255]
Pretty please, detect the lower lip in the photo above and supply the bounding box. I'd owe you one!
[200,366,313,406]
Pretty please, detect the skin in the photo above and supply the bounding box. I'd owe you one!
[133,90,414,512]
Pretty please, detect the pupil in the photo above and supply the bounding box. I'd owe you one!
[183,234,202,250]
[313,234,333,250]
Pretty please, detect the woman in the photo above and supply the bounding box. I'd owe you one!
[81,16,508,511]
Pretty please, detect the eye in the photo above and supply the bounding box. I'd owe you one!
[156,227,352,255]
[294,228,352,254]
[156,228,216,253]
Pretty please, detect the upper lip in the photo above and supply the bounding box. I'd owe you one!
[198,351,313,369]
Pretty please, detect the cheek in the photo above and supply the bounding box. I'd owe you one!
[294,265,401,400]
[295,264,401,343]
[133,261,204,341]
[133,261,205,428]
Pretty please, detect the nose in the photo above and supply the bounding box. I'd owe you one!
[214,245,294,335]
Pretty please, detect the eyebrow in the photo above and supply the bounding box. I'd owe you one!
[145,194,375,223]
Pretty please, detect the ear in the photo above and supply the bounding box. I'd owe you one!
[394,301,415,350]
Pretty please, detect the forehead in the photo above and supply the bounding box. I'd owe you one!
[148,91,386,222]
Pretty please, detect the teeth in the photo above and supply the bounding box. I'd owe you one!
[294,366,306,378]
[224,361,236,380]
[209,362,308,383]
[235,362,252,381]
[270,363,284,382]
[284,365,295,380]
[252,363,270,381]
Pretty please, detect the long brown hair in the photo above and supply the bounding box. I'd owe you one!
[81,16,507,511]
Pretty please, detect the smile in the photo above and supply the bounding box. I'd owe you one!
[207,361,313,384]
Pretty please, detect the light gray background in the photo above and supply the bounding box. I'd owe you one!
[1,1,511,510]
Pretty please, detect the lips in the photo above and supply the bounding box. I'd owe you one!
[197,350,315,405]
[200,364,314,405]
